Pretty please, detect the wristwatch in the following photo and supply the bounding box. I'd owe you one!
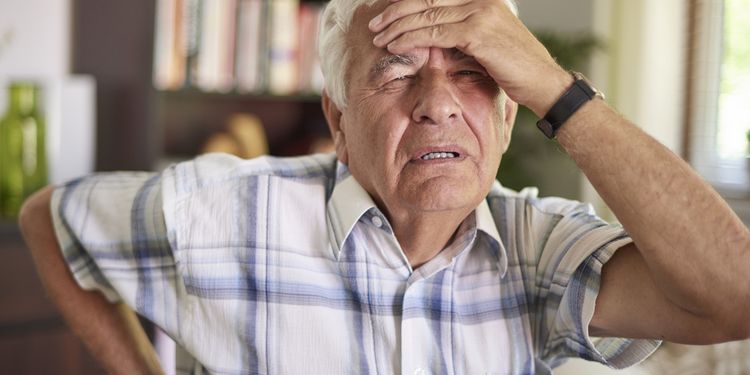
[536,71,604,139]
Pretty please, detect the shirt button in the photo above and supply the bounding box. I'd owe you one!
[413,368,426,375]
[371,215,383,228]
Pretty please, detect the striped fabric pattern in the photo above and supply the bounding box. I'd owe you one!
[50,152,659,375]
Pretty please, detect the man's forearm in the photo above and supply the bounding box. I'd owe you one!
[556,96,750,324]
[19,187,164,375]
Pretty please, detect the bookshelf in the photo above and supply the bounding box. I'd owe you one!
[154,89,329,161]
[72,0,329,172]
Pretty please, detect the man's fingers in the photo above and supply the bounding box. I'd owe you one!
[385,24,463,55]
[373,5,472,48]
[369,0,468,32]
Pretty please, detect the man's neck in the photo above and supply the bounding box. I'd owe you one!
[388,208,473,269]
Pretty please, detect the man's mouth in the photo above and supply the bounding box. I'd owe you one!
[420,151,459,160]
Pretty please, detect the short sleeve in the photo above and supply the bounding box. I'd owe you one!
[50,172,184,340]
[527,197,661,369]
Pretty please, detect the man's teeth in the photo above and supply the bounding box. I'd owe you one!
[421,152,457,160]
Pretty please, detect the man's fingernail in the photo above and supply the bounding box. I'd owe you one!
[373,33,383,44]
[369,14,382,29]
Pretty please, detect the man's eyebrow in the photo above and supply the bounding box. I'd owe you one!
[370,54,418,79]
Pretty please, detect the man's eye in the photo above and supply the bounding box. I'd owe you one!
[456,70,484,77]
[381,75,415,90]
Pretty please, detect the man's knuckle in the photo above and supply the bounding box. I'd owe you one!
[423,8,441,24]
[391,17,407,33]
[382,7,401,23]
[423,0,442,7]
[430,24,444,40]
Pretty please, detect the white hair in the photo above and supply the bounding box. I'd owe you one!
[318,0,519,109]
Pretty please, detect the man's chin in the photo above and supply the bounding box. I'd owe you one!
[400,180,484,213]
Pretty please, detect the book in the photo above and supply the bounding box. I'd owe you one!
[297,3,320,94]
[153,0,186,90]
[153,0,325,95]
[235,0,265,93]
[195,0,236,92]
[267,0,300,95]
[183,0,202,87]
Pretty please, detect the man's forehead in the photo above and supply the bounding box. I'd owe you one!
[347,2,481,82]
[346,1,388,71]
[353,0,389,20]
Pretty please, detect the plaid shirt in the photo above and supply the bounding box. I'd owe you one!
[51,153,659,375]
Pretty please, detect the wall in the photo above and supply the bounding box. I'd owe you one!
[0,0,71,78]
[0,0,96,185]
[604,0,687,153]
[0,0,70,109]
[519,0,594,33]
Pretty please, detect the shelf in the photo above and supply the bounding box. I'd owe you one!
[154,90,329,160]
[155,88,322,103]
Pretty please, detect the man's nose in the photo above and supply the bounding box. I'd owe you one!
[411,75,461,125]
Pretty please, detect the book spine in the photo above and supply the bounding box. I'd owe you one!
[153,0,184,90]
[267,0,300,95]
[309,4,325,94]
[297,3,324,94]
[256,0,270,91]
[216,0,238,93]
[195,0,219,91]
[184,0,202,87]
[236,0,264,93]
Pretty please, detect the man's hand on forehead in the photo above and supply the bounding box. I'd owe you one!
[367,0,518,56]
[366,0,571,116]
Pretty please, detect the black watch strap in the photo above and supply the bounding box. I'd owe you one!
[536,72,601,139]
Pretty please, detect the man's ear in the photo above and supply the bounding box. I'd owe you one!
[321,90,349,164]
[501,97,518,153]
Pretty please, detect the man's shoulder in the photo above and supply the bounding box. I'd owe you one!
[162,152,339,196]
[159,153,338,244]
[486,181,595,218]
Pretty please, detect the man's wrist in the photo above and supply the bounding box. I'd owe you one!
[527,68,575,118]
[536,71,603,139]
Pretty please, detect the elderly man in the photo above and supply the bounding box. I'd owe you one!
[19,0,750,374]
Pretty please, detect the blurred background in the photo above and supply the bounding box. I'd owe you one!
[1,0,749,373]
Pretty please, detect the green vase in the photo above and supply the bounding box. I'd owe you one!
[0,82,48,218]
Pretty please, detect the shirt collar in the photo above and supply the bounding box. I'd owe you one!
[475,198,508,277]
[326,162,377,258]
[326,161,508,276]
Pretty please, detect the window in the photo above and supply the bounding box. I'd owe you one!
[716,0,750,159]
[689,0,750,196]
